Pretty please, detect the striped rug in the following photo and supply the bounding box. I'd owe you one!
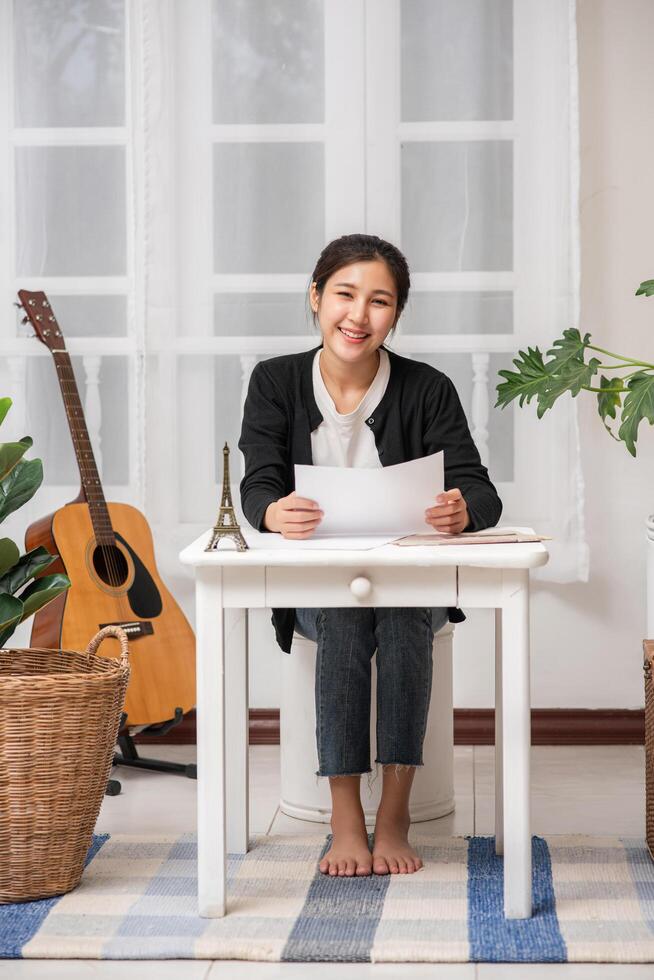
[2,832,654,962]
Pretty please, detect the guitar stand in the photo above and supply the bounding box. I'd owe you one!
[105,709,197,795]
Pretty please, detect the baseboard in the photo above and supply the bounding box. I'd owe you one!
[453,709,644,745]
[134,707,645,747]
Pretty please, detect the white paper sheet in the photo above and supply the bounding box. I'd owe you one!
[239,528,401,551]
[294,451,444,538]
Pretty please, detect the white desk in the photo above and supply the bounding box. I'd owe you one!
[179,527,548,919]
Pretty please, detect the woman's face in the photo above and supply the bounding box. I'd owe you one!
[310,260,398,364]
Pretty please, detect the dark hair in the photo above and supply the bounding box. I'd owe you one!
[307,234,410,340]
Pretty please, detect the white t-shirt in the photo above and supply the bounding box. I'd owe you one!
[310,347,391,468]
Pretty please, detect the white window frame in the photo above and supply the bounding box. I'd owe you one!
[0,0,144,529]
[0,0,584,584]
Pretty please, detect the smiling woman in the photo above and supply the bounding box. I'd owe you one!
[238,231,502,880]
[310,260,399,403]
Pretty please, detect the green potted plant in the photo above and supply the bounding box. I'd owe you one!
[0,396,70,640]
[494,279,654,456]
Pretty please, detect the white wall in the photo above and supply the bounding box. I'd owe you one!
[528,0,654,709]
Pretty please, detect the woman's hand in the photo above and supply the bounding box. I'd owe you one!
[424,487,470,534]
[264,491,324,539]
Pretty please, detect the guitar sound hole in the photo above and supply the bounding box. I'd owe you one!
[92,545,129,588]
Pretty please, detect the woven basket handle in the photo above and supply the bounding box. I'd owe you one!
[644,639,654,675]
[86,625,130,668]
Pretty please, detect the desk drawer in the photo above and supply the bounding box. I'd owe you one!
[265,565,456,608]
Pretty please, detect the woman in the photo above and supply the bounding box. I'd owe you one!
[238,234,502,879]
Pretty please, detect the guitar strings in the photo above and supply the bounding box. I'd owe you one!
[55,354,126,597]
[58,363,123,589]
[58,375,123,590]
[27,304,127,618]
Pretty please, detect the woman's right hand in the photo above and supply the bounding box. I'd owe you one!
[264,491,324,539]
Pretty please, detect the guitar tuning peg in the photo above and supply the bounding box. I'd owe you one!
[13,301,23,309]
[21,316,29,325]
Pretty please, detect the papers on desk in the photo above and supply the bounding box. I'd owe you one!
[236,452,444,551]
[240,529,401,551]
[235,523,551,552]
[294,451,444,538]
[394,526,551,546]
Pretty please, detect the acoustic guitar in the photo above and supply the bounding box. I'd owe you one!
[18,289,196,728]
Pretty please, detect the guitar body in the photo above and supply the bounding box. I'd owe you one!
[26,501,196,727]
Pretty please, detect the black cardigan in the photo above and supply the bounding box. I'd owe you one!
[238,344,502,653]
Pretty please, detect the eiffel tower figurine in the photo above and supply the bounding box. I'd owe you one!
[205,442,249,552]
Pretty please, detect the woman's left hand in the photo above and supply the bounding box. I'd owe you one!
[424,487,470,534]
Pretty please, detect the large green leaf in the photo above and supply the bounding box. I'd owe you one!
[544,329,601,392]
[0,545,57,596]
[0,537,20,577]
[495,331,601,418]
[18,573,70,622]
[0,436,33,482]
[520,328,601,417]
[0,593,23,643]
[545,328,591,371]
[495,346,549,410]
[635,279,654,297]
[597,375,623,440]
[0,398,11,428]
[618,372,654,456]
[0,457,43,525]
[495,320,654,456]
[536,356,601,417]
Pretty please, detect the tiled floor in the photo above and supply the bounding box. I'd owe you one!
[1,744,650,980]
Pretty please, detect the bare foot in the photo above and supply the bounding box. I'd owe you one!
[319,821,373,877]
[372,813,424,874]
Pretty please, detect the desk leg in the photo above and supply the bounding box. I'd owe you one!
[494,607,504,856]
[195,566,226,918]
[225,607,249,854]
[500,568,532,919]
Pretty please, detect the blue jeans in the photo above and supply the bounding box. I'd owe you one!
[294,606,449,781]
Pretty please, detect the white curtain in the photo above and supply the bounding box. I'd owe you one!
[1,0,587,660]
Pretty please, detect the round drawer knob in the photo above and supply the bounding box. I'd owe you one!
[350,575,372,599]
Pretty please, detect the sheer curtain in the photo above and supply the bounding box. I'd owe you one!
[1,0,586,678]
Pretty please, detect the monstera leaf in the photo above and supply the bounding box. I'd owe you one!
[495,283,654,456]
[597,375,623,439]
[635,279,654,297]
[496,346,549,411]
[618,372,654,457]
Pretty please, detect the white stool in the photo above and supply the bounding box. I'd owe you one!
[280,621,456,825]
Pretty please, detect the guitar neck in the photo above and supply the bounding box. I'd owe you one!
[52,350,115,546]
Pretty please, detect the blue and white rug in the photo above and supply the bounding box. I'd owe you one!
[2,832,654,962]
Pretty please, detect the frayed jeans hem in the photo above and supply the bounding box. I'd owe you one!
[375,760,424,782]
[314,760,424,793]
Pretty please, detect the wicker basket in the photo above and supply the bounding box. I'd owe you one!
[0,625,130,903]
[644,639,654,860]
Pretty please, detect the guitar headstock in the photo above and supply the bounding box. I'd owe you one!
[16,290,66,352]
